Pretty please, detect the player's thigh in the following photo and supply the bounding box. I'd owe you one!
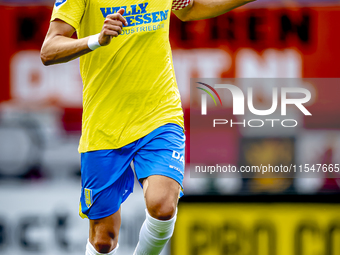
[133,123,185,219]
[89,208,121,251]
[134,123,185,189]
[143,175,180,220]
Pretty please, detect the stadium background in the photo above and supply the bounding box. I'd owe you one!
[0,0,340,254]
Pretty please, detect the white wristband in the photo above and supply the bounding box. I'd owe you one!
[88,33,101,51]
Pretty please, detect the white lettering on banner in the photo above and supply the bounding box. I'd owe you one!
[235,48,302,78]
[10,51,83,107]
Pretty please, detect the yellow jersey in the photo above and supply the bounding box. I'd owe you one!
[51,0,189,152]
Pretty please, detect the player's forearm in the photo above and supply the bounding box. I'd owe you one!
[40,35,91,66]
[177,0,255,21]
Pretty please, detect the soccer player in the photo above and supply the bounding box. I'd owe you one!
[41,0,254,254]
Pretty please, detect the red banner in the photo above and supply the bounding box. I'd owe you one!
[0,5,339,128]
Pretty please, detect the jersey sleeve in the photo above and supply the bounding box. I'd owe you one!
[51,0,85,30]
[172,0,191,11]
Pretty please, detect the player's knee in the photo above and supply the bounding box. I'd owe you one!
[147,196,177,220]
[92,236,118,253]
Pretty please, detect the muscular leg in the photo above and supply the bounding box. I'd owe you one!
[87,208,121,254]
[143,175,180,219]
[134,175,180,255]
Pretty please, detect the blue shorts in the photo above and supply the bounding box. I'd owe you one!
[79,123,185,220]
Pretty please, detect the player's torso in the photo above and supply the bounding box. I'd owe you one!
[52,0,184,152]
[77,0,184,152]
[78,0,175,86]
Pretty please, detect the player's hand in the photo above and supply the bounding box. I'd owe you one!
[98,8,128,46]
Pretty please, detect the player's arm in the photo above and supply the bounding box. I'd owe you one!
[173,0,256,22]
[40,9,128,66]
